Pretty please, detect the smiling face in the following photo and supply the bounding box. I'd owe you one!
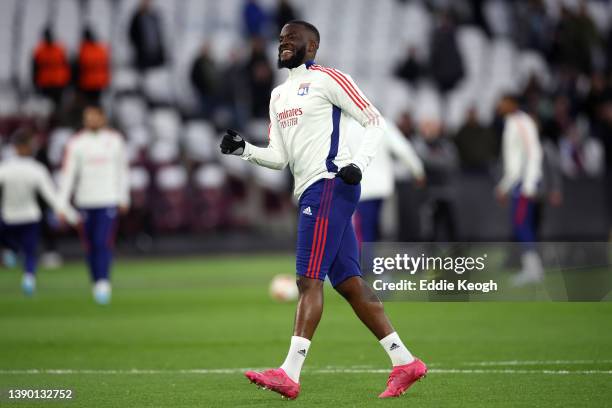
[277,23,318,69]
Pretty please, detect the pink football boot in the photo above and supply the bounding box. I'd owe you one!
[378,358,427,398]
[245,368,301,400]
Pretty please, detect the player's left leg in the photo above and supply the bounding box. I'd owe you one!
[511,188,542,286]
[89,208,118,304]
[331,212,427,398]
[19,222,40,295]
[245,178,358,399]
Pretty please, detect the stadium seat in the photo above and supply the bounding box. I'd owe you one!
[149,140,179,166]
[246,119,270,145]
[150,108,181,142]
[191,164,230,231]
[112,68,141,93]
[484,0,512,37]
[115,96,148,129]
[218,152,251,180]
[170,31,201,113]
[457,26,487,80]
[143,68,175,104]
[413,84,442,124]
[253,166,288,194]
[183,120,217,163]
[129,166,151,209]
[20,95,54,118]
[153,165,189,231]
[126,125,150,149]
[0,87,19,117]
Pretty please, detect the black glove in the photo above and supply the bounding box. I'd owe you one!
[220,129,245,155]
[337,163,362,185]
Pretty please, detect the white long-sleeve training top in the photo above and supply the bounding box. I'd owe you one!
[346,118,424,200]
[497,111,543,197]
[60,128,130,209]
[241,61,385,197]
[0,156,78,224]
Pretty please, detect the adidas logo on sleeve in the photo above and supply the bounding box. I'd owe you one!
[302,206,312,216]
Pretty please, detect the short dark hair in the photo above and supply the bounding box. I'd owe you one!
[11,128,34,147]
[84,104,104,113]
[286,20,320,43]
[501,93,520,103]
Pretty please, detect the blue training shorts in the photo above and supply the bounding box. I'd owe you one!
[296,177,362,287]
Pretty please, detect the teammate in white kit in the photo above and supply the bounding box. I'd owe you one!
[59,106,130,304]
[346,118,425,243]
[0,129,78,295]
[220,21,427,400]
[495,94,544,285]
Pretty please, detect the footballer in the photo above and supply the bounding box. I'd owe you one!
[220,21,426,399]
[59,105,130,304]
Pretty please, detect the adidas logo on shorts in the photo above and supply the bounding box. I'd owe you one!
[302,206,312,216]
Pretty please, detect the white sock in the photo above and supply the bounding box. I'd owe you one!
[380,332,414,366]
[279,336,311,383]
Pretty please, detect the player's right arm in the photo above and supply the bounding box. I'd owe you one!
[496,118,522,195]
[220,98,289,170]
[386,121,425,180]
[37,165,79,225]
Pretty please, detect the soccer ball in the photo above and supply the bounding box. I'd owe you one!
[269,274,299,302]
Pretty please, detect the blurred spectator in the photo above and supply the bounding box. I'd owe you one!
[551,3,600,76]
[217,49,249,129]
[413,121,459,241]
[276,0,298,33]
[597,97,612,233]
[394,112,422,241]
[394,47,422,85]
[347,118,425,244]
[246,38,274,119]
[190,43,219,120]
[243,0,269,38]
[454,107,498,172]
[429,11,464,93]
[513,0,554,54]
[467,0,490,36]
[32,27,70,107]
[541,95,574,145]
[129,0,166,71]
[540,139,563,211]
[558,123,604,178]
[76,27,110,104]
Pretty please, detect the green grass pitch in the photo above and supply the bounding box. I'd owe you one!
[1,255,611,407]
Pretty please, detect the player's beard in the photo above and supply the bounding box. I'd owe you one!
[277,45,307,69]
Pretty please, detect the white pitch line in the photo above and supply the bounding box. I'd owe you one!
[0,368,611,375]
[463,360,612,366]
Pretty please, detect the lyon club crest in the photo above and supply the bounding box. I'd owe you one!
[297,83,310,96]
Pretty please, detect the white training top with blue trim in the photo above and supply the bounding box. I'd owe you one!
[241,61,386,198]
